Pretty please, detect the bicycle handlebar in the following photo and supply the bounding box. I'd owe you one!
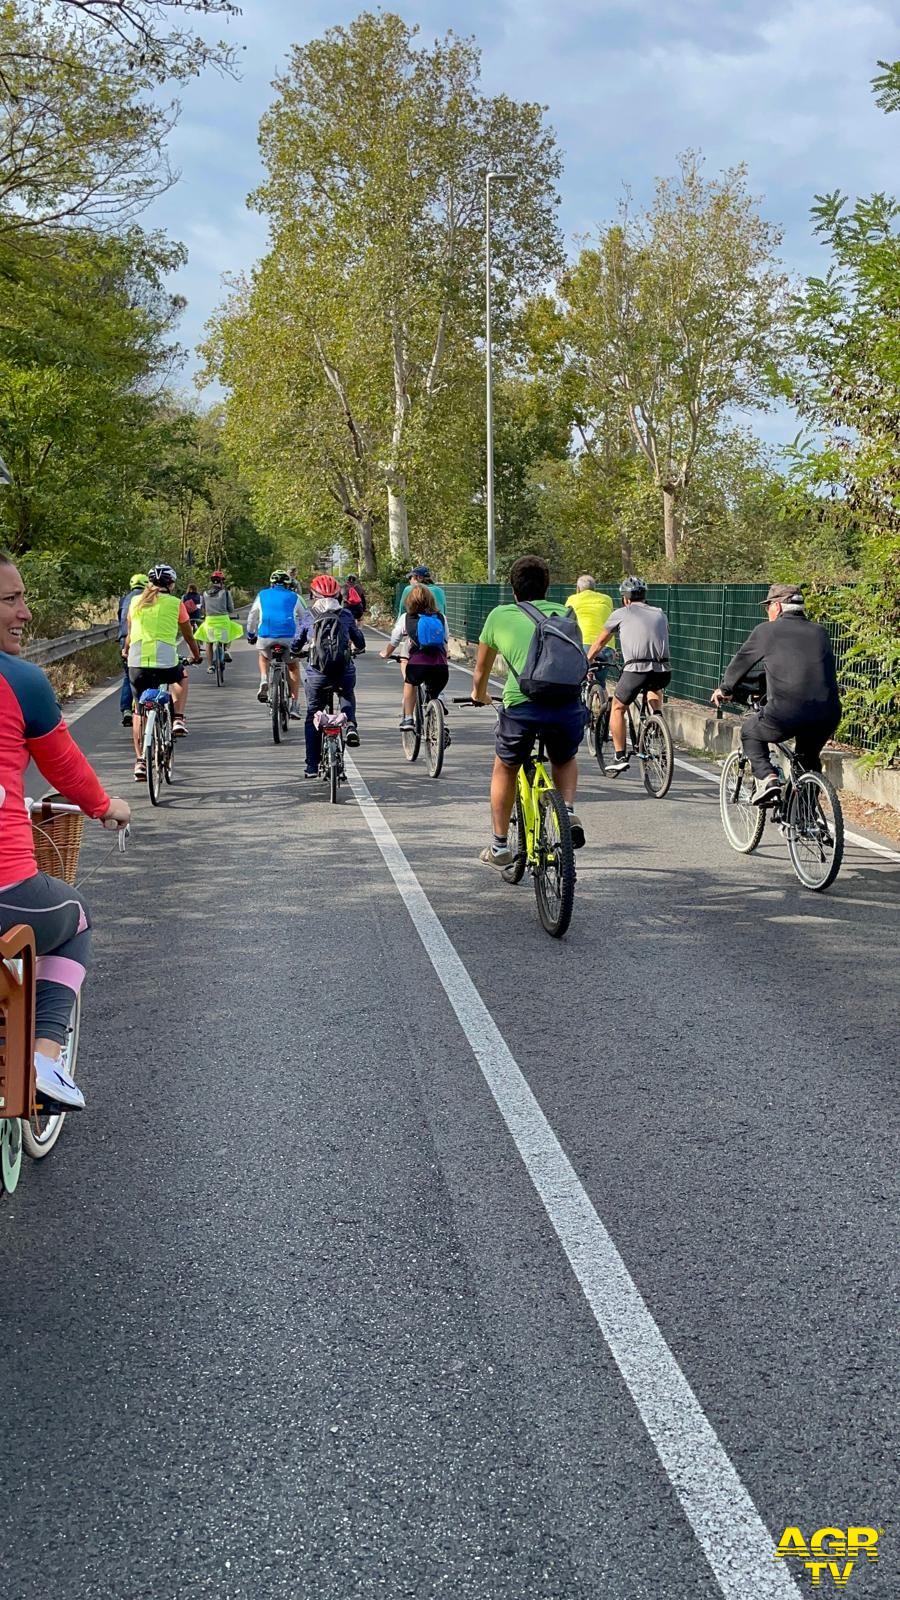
[452,696,502,705]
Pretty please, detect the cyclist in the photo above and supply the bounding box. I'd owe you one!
[0,552,130,1109]
[246,570,306,717]
[711,584,842,804]
[380,584,448,728]
[470,554,586,866]
[125,564,200,776]
[342,574,367,621]
[198,570,241,671]
[116,572,148,728]
[182,581,204,627]
[587,576,671,773]
[396,565,447,619]
[295,573,366,775]
[567,574,615,699]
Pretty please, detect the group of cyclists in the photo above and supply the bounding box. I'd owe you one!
[0,541,842,1116]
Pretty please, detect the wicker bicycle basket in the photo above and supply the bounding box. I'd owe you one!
[31,796,84,885]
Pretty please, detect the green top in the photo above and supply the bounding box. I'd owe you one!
[397,581,446,618]
[480,599,570,707]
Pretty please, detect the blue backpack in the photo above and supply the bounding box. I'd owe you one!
[406,613,446,654]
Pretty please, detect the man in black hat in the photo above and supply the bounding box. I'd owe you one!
[711,584,842,804]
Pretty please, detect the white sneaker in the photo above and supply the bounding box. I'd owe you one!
[34,1052,84,1110]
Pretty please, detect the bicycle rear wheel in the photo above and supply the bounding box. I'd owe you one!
[271,671,282,744]
[163,714,175,785]
[402,694,421,762]
[639,712,674,798]
[585,685,605,758]
[787,771,844,891]
[424,698,445,777]
[214,644,224,686]
[22,993,81,1160]
[501,796,527,885]
[146,713,161,806]
[719,751,763,853]
[534,788,575,937]
[594,699,612,773]
[0,1117,22,1196]
[328,740,340,803]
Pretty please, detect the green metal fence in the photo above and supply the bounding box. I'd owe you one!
[395,580,877,753]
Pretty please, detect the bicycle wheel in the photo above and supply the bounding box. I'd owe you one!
[22,993,81,1160]
[585,686,605,758]
[328,740,340,804]
[271,671,282,744]
[424,698,445,777]
[594,699,612,773]
[0,1117,22,1197]
[501,795,527,885]
[402,694,421,762]
[279,685,289,736]
[214,644,224,686]
[787,771,844,891]
[639,712,674,798]
[146,713,161,806]
[534,788,575,938]
[163,714,175,785]
[719,751,764,853]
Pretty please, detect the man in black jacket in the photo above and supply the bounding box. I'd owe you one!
[711,584,842,804]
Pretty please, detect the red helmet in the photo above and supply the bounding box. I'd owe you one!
[211,569,225,581]
[310,573,340,597]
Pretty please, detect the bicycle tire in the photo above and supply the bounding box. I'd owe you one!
[534,788,575,938]
[639,712,674,798]
[594,699,612,773]
[22,993,81,1161]
[271,670,282,744]
[501,796,527,885]
[425,699,445,777]
[0,1117,22,1197]
[215,644,224,687]
[585,686,605,758]
[787,771,844,891]
[163,711,175,785]
[719,751,764,853]
[279,687,289,735]
[401,696,421,762]
[146,712,161,806]
[328,741,340,804]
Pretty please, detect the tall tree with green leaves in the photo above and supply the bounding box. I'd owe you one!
[557,153,787,564]
[248,10,562,562]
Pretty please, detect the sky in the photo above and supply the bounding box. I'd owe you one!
[150,0,900,422]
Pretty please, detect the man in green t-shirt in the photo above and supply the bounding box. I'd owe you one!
[469,554,586,868]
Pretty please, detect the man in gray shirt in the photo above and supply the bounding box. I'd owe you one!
[587,576,671,772]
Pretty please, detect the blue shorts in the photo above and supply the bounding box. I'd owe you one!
[495,700,586,767]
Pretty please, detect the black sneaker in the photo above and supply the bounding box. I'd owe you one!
[752,773,781,806]
[257,683,268,703]
[606,753,631,774]
[303,769,317,780]
[345,723,360,747]
[122,712,133,728]
[567,810,586,849]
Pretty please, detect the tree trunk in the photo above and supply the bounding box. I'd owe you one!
[358,512,377,578]
[620,534,634,572]
[387,480,410,561]
[662,485,679,565]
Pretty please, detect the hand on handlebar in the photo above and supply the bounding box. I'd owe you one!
[102,795,132,830]
[710,688,726,707]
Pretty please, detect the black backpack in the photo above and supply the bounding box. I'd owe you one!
[510,602,587,705]
[309,611,350,674]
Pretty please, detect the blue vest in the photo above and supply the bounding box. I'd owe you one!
[258,587,297,638]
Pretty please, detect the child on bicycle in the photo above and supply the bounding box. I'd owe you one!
[380,585,449,730]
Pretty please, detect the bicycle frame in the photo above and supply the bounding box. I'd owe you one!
[517,754,555,865]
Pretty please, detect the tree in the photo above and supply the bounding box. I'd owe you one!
[249,10,562,561]
[557,154,787,563]
[57,1,241,81]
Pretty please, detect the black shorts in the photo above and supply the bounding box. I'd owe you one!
[495,700,586,768]
[405,662,449,693]
[614,668,671,707]
[129,665,185,702]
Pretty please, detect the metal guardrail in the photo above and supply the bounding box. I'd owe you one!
[23,622,118,666]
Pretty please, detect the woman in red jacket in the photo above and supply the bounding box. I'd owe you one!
[0,556,130,1109]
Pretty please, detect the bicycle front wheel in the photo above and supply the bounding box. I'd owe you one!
[719,751,764,853]
[425,699,445,777]
[534,788,575,938]
[639,712,674,797]
[787,771,844,891]
[23,993,81,1160]
[502,796,527,885]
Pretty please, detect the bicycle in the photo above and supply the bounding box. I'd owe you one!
[394,661,450,778]
[212,638,227,686]
[719,693,844,892]
[137,686,176,806]
[583,649,617,760]
[267,644,290,744]
[0,798,129,1199]
[456,699,576,938]
[315,692,347,804]
[592,683,674,798]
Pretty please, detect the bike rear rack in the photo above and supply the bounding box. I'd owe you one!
[0,925,36,1119]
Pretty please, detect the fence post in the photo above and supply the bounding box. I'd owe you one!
[716,585,728,686]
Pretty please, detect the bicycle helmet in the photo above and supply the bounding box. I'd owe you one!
[129,572,150,589]
[148,563,177,587]
[269,568,292,586]
[620,575,647,600]
[211,569,225,581]
[310,573,340,598]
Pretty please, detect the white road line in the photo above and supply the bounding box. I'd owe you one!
[344,751,801,1600]
[64,678,120,726]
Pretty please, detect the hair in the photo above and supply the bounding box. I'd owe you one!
[405,584,437,616]
[779,600,806,615]
[0,548,16,570]
[576,574,595,591]
[510,554,550,602]
[134,578,173,612]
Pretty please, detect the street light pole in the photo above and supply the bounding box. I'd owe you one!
[485,172,512,584]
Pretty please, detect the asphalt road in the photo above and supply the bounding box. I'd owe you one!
[1,637,897,1600]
